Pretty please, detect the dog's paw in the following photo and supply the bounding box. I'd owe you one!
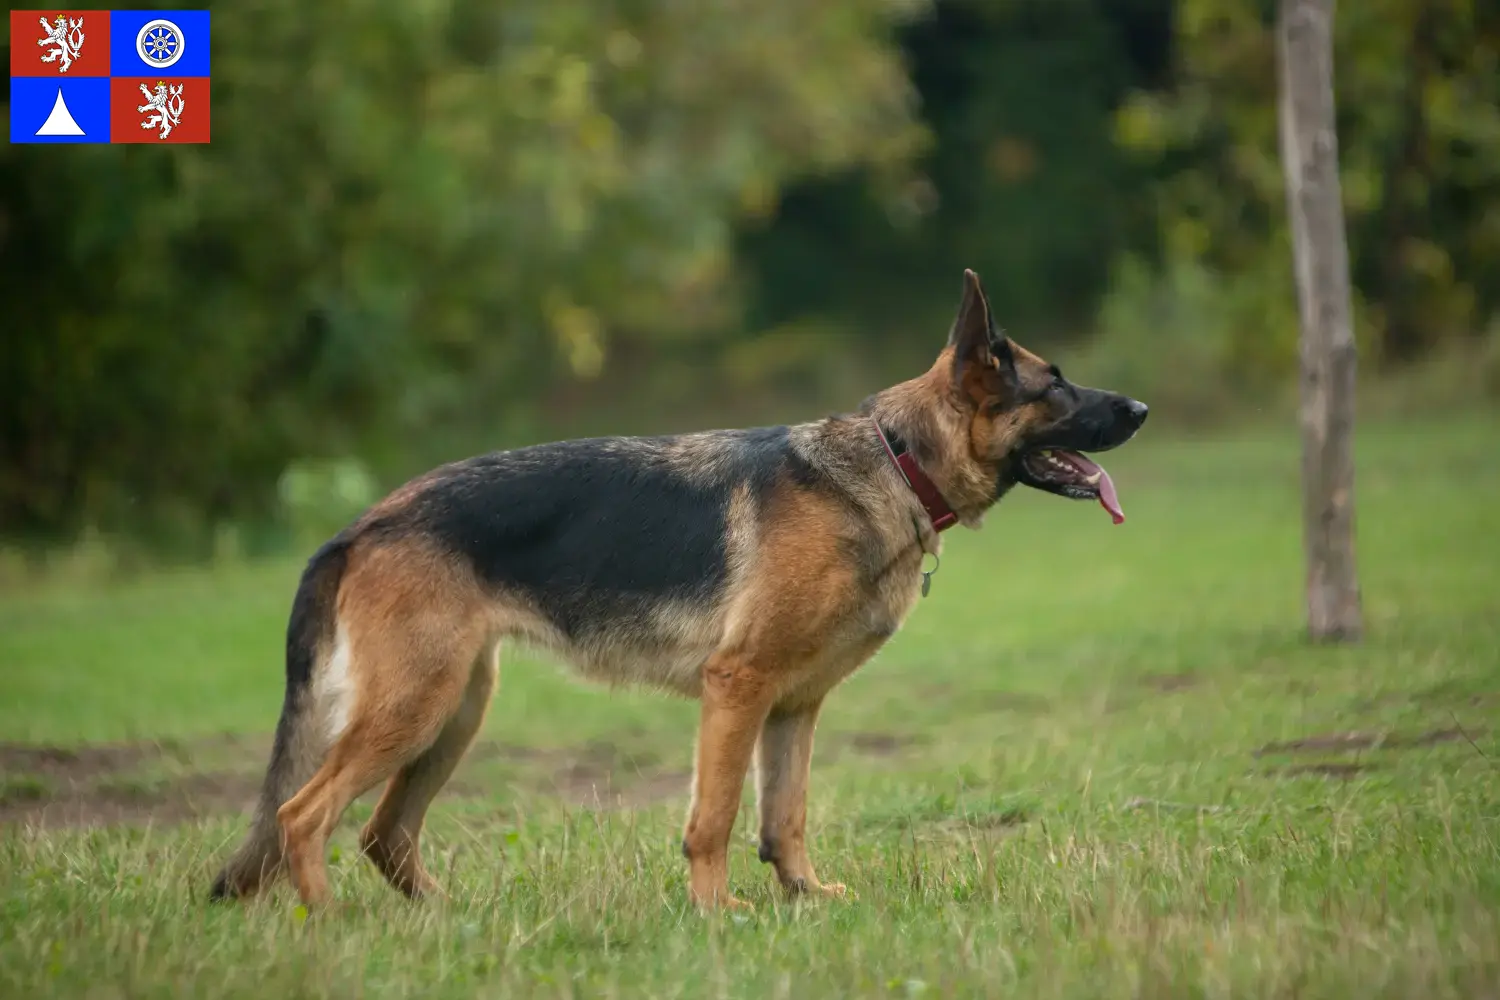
[782,875,849,900]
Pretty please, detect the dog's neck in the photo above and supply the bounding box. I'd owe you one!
[872,420,958,532]
[861,366,1002,526]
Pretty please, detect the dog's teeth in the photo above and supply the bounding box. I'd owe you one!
[1083,472,1101,484]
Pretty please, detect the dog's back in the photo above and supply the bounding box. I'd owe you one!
[363,427,796,648]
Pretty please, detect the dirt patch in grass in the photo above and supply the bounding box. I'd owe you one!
[1267,762,1373,780]
[0,734,697,828]
[534,740,690,808]
[1354,688,1498,715]
[0,738,265,828]
[3,772,264,828]
[465,737,691,808]
[0,741,165,782]
[1141,672,1198,692]
[554,765,692,809]
[0,736,270,826]
[0,774,52,805]
[978,690,1053,713]
[1412,681,1500,709]
[844,732,921,757]
[815,730,926,766]
[1253,728,1474,757]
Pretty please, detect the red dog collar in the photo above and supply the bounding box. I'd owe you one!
[874,421,959,532]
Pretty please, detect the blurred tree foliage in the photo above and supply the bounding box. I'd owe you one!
[3,0,1497,548]
[740,0,1172,344]
[1,0,927,541]
[1111,0,1500,369]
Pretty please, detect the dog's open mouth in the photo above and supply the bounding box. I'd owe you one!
[1020,450,1125,524]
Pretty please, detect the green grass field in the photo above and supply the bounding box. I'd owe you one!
[2,413,1498,998]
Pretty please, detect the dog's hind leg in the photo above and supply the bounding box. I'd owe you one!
[755,696,844,898]
[358,640,499,899]
[274,547,487,909]
[275,642,474,908]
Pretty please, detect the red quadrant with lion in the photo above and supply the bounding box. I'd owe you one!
[109,77,210,143]
[9,10,111,77]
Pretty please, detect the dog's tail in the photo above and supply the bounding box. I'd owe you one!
[208,534,352,901]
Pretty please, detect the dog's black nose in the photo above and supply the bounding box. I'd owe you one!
[1116,397,1149,427]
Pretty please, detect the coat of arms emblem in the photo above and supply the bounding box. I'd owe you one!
[37,14,85,73]
[137,81,186,140]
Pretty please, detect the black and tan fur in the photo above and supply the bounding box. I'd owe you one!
[209,269,1147,910]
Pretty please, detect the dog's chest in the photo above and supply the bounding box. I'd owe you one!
[865,528,931,630]
[793,550,927,690]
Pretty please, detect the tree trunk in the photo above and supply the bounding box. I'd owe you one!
[1277,0,1363,642]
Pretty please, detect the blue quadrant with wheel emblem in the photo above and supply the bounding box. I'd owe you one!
[109,9,210,77]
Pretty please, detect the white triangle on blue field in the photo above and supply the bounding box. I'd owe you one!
[36,88,86,136]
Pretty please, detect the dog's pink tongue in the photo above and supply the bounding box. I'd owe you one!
[1096,465,1124,524]
[1059,450,1124,524]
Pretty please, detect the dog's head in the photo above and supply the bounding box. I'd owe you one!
[943,269,1148,522]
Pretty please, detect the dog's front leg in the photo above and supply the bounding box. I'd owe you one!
[682,652,774,910]
[755,698,845,898]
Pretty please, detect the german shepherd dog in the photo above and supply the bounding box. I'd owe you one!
[209,269,1147,910]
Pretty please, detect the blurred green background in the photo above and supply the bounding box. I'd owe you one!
[3,0,1499,568]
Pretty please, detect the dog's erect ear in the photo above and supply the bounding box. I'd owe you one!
[947,269,1017,389]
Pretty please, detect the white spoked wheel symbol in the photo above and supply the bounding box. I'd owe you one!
[136,18,185,69]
